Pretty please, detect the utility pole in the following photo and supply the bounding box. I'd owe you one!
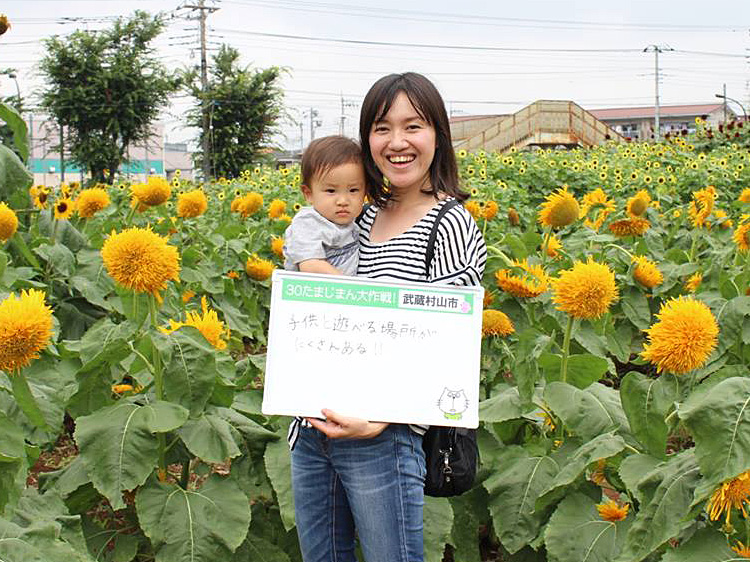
[308,108,321,141]
[723,83,728,122]
[644,44,673,142]
[339,94,357,136]
[59,123,65,182]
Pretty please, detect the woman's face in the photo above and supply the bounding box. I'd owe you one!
[368,91,436,194]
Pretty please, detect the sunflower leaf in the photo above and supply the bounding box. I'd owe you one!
[620,372,677,459]
[659,527,737,562]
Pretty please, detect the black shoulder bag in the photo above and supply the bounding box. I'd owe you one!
[422,199,479,497]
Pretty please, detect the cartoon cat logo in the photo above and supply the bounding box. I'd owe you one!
[437,388,469,421]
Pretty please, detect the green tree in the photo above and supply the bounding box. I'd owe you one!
[38,11,180,184]
[186,45,285,179]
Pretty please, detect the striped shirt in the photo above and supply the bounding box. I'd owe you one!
[287,198,487,448]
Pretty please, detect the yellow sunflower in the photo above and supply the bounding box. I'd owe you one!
[579,188,615,231]
[734,222,750,252]
[707,470,750,525]
[542,234,562,259]
[641,296,719,374]
[495,259,549,298]
[101,227,180,299]
[238,192,264,218]
[76,187,110,219]
[733,541,750,558]
[131,176,171,207]
[245,254,275,281]
[739,188,750,204]
[684,272,702,293]
[268,199,287,219]
[483,200,499,220]
[482,309,515,337]
[271,236,285,259]
[632,255,663,289]
[688,185,716,228]
[33,188,50,209]
[609,217,650,237]
[0,289,54,373]
[465,200,482,221]
[538,186,580,228]
[596,500,629,522]
[176,189,208,218]
[0,202,18,242]
[161,296,230,350]
[54,197,74,220]
[552,258,618,320]
[626,190,651,218]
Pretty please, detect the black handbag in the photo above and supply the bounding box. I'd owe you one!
[422,199,479,497]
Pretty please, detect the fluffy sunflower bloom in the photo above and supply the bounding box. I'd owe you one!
[245,254,275,281]
[734,222,750,252]
[580,188,615,231]
[609,217,650,237]
[596,500,629,522]
[76,187,110,219]
[182,290,195,304]
[714,209,733,229]
[508,207,520,226]
[739,188,750,204]
[465,200,482,221]
[226,270,240,279]
[177,189,208,218]
[632,255,663,289]
[271,236,285,259]
[684,272,702,293]
[131,176,171,207]
[538,186,580,228]
[483,201,499,220]
[482,309,514,337]
[0,202,18,242]
[268,199,287,219]
[101,227,180,299]
[689,186,716,228]
[54,197,74,220]
[641,296,719,374]
[161,296,230,350]
[706,470,750,525]
[0,289,53,373]
[542,234,562,259]
[733,541,750,558]
[237,192,264,218]
[552,258,618,319]
[626,190,651,218]
[495,259,549,298]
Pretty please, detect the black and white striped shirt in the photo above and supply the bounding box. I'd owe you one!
[287,198,487,448]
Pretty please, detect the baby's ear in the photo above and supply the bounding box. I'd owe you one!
[301,184,313,202]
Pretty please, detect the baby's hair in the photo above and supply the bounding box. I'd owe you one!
[359,72,467,207]
[301,135,363,188]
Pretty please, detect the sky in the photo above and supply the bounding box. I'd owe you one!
[2,0,749,151]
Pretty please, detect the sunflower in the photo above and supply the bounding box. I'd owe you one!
[76,187,110,219]
[733,541,750,558]
[238,192,264,218]
[0,14,10,36]
[101,227,180,299]
[483,290,494,308]
[596,500,629,522]
[609,217,650,237]
[0,289,53,373]
[277,213,292,224]
[0,202,18,242]
[495,259,549,298]
[538,186,580,228]
[34,188,50,209]
[131,176,171,207]
[542,234,562,259]
[177,189,208,218]
[552,258,618,320]
[508,207,520,226]
[245,254,275,281]
[689,186,716,228]
[483,200,499,220]
[182,290,195,304]
[579,188,615,231]
[714,209,733,229]
[161,296,230,350]
[268,199,287,219]
[626,190,651,218]
[271,236,285,259]
[641,296,718,374]
[684,272,702,293]
[482,310,514,337]
[739,188,750,204]
[707,470,750,525]
[465,200,482,221]
[632,255,663,289]
[54,197,74,220]
[226,270,240,279]
[734,222,750,252]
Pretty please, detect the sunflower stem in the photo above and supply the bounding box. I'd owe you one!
[604,243,634,262]
[486,245,514,267]
[540,226,553,269]
[688,230,699,262]
[149,294,166,475]
[560,315,575,384]
[124,203,137,226]
[50,214,59,244]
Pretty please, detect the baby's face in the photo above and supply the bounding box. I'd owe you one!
[303,162,366,225]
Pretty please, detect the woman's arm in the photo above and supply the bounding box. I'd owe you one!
[298,259,342,275]
[306,409,388,439]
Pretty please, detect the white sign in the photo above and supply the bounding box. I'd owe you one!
[262,270,484,428]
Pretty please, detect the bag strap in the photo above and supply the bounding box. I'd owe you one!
[425,199,461,276]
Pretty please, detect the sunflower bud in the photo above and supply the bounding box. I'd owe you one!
[508,207,520,226]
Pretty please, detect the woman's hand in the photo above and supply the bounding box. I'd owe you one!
[307,409,388,440]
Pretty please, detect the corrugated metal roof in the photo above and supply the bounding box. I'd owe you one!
[588,104,725,120]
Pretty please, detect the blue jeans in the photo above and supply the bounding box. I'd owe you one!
[291,424,426,562]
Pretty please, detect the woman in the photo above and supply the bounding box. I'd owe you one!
[292,72,487,562]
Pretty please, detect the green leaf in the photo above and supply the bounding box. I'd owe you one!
[659,527,737,562]
[549,353,609,389]
[544,382,628,440]
[0,411,25,462]
[136,474,251,562]
[0,101,29,161]
[618,454,662,504]
[176,413,241,464]
[545,492,631,562]
[263,421,295,532]
[483,446,559,554]
[74,402,160,510]
[81,517,139,562]
[210,406,278,442]
[142,401,189,433]
[679,377,750,499]
[0,143,32,198]
[448,486,487,562]
[620,373,677,459]
[479,386,524,422]
[621,286,651,330]
[574,323,609,358]
[424,497,453,562]
[615,451,701,562]
[163,329,217,416]
[33,243,76,277]
[606,322,633,364]
[230,533,292,562]
[9,371,49,430]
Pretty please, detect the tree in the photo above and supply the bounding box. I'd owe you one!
[186,45,285,179]
[38,11,180,184]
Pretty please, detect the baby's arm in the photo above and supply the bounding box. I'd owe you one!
[298,259,342,275]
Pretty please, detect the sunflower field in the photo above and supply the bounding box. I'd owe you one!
[3,115,750,562]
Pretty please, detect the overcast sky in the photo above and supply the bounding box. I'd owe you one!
[3,0,749,150]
